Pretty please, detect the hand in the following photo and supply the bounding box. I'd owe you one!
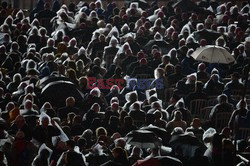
[51,119,56,127]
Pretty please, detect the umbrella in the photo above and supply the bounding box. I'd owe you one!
[172,0,198,13]
[169,134,206,158]
[37,75,71,89]
[144,40,173,54]
[126,130,161,148]
[40,81,85,108]
[192,29,221,44]
[140,125,171,145]
[125,0,150,10]
[190,45,235,64]
[134,156,183,166]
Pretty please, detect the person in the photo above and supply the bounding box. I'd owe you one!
[128,146,143,165]
[101,147,130,166]
[204,74,224,96]
[32,116,60,148]
[186,118,205,141]
[166,111,187,132]
[57,140,86,166]
[9,115,32,141]
[32,145,52,166]
[228,99,249,133]
[185,81,207,110]
[57,97,80,122]
[209,94,234,123]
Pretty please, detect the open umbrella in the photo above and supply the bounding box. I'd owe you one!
[40,81,85,108]
[144,40,173,55]
[37,75,71,89]
[172,0,198,12]
[126,130,161,148]
[125,0,150,10]
[169,134,206,158]
[140,125,171,145]
[190,45,235,64]
[192,29,221,44]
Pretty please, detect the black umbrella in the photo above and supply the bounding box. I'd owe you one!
[140,125,171,145]
[192,29,221,44]
[169,134,206,158]
[172,0,198,13]
[40,81,85,108]
[38,75,71,89]
[135,156,183,166]
[125,0,150,10]
[126,130,161,148]
[144,40,173,54]
[155,156,183,166]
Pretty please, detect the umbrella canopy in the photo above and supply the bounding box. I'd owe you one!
[134,156,183,166]
[37,75,71,89]
[192,29,221,44]
[191,45,235,64]
[140,125,171,145]
[126,130,161,148]
[172,0,198,13]
[169,134,206,158]
[144,40,173,54]
[40,81,85,108]
[125,0,150,10]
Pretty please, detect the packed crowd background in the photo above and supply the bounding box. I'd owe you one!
[0,0,250,165]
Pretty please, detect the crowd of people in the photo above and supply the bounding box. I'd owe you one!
[0,0,250,165]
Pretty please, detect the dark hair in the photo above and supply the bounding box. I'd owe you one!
[66,140,76,149]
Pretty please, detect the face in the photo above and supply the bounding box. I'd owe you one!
[42,117,49,127]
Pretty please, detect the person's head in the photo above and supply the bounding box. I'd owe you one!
[236,99,247,110]
[218,94,228,104]
[154,67,165,79]
[41,116,49,128]
[15,115,25,127]
[109,115,120,126]
[90,88,101,97]
[91,103,100,112]
[114,138,126,149]
[66,140,76,150]
[191,118,202,129]
[15,130,25,140]
[112,147,127,160]
[162,55,170,64]
[131,146,142,157]
[195,81,204,92]
[151,101,161,110]
[130,102,140,111]
[66,97,75,107]
[171,127,184,135]
[212,133,223,150]
[174,111,182,121]
[24,100,33,110]
[124,116,133,126]
[154,110,162,120]
[231,72,240,81]
[111,102,119,112]
[81,129,93,140]
[128,91,138,102]
[72,115,81,125]
[96,127,107,138]
[111,97,119,105]
[40,148,50,160]
[6,102,15,112]
[13,73,22,83]
[47,38,55,47]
